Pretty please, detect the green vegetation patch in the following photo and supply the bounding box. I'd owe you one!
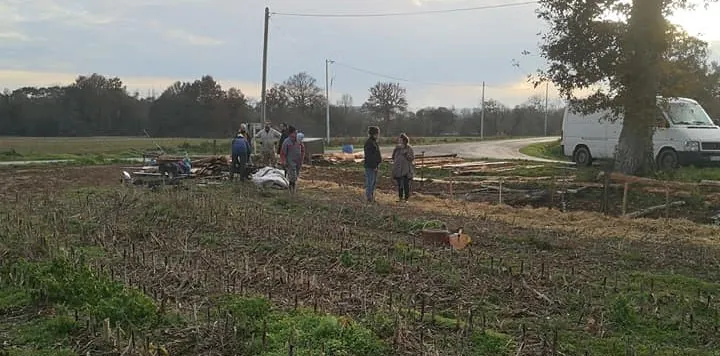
[217,295,389,356]
[1,256,157,328]
[520,139,566,161]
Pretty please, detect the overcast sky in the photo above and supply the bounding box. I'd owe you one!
[1,0,719,109]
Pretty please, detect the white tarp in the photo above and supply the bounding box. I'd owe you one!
[251,166,289,189]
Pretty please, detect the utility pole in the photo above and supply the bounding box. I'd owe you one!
[325,59,334,143]
[260,7,270,125]
[544,81,549,136]
[480,81,485,140]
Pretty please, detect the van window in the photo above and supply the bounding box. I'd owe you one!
[666,101,714,126]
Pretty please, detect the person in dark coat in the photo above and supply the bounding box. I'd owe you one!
[230,130,250,181]
[363,126,382,203]
[276,123,289,156]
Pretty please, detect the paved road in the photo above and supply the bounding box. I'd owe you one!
[332,136,564,162]
[400,136,562,162]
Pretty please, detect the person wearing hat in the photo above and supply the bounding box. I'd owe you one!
[230,129,250,181]
[254,121,282,166]
[239,124,253,163]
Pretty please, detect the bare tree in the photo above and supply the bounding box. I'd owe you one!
[361,82,408,130]
[282,72,324,113]
[337,93,353,113]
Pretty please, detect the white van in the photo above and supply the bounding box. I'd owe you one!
[561,97,720,170]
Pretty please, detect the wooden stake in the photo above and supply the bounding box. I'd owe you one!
[449,170,454,199]
[602,172,610,215]
[499,179,503,205]
[621,182,629,216]
[665,187,670,219]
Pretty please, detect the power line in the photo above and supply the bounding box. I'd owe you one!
[271,1,538,18]
[332,60,495,88]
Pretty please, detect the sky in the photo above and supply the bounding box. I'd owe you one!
[0,0,719,109]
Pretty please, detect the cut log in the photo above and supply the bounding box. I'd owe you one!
[625,201,686,218]
[448,230,472,250]
[700,180,720,187]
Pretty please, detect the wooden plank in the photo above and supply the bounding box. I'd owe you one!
[445,161,513,169]
[626,201,686,218]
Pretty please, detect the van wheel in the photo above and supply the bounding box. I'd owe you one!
[657,149,679,171]
[573,146,592,166]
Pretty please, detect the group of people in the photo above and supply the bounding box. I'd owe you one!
[230,122,415,199]
[230,122,305,192]
[363,126,415,203]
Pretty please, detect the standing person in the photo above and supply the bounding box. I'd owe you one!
[363,126,382,203]
[279,126,305,193]
[239,124,253,163]
[230,130,250,181]
[276,123,288,156]
[254,122,281,166]
[391,133,415,202]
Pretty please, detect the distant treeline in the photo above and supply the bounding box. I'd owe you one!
[1,71,715,138]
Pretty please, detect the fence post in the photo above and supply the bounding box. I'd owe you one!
[622,183,629,216]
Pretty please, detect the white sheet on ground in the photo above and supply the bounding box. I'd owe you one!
[251,166,289,189]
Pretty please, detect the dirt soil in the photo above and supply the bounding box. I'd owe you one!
[2,164,718,224]
[0,165,121,198]
[301,166,720,225]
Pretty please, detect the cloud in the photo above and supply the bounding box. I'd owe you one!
[1,0,718,111]
[0,31,35,42]
[3,0,117,27]
[0,69,259,98]
[159,28,225,46]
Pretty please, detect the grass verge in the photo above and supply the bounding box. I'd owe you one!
[519,139,566,161]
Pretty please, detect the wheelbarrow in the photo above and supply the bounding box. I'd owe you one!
[418,221,472,250]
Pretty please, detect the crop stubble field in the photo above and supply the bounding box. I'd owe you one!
[0,136,501,162]
[1,164,720,355]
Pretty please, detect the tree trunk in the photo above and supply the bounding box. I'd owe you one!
[615,0,666,176]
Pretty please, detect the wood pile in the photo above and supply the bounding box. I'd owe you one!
[413,154,463,168]
[132,155,230,177]
[312,152,365,165]
[190,156,230,176]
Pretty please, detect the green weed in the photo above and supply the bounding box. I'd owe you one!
[373,258,392,275]
[468,329,514,355]
[217,295,388,356]
[4,257,156,328]
[13,315,79,346]
[340,251,355,267]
